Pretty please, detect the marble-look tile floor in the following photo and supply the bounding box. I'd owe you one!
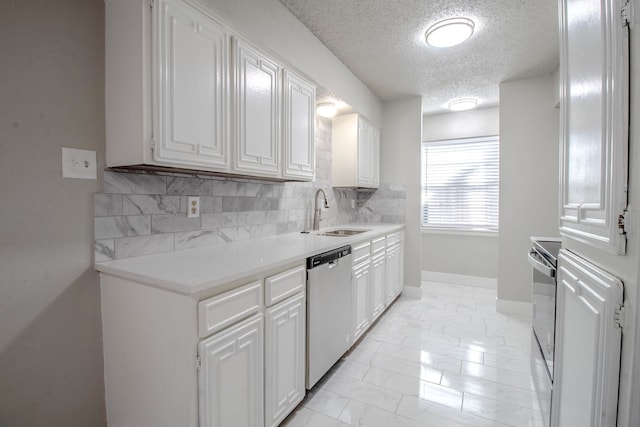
[282,281,549,427]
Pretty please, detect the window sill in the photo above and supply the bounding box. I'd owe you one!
[421,228,498,237]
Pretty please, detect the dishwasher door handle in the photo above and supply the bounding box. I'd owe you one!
[528,249,555,278]
[327,260,338,269]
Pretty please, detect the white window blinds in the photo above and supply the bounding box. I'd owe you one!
[421,136,499,231]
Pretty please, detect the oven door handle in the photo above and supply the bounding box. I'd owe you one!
[528,249,555,278]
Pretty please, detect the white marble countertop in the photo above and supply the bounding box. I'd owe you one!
[95,223,404,296]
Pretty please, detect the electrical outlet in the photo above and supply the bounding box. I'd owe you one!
[187,196,200,218]
[62,147,97,179]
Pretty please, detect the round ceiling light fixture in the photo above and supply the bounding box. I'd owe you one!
[316,102,337,118]
[426,17,475,48]
[448,98,478,111]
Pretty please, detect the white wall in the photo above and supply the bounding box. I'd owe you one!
[498,75,560,303]
[423,107,500,141]
[422,108,500,278]
[380,97,423,288]
[193,0,382,127]
[0,1,106,425]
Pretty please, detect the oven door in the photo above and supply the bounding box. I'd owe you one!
[528,247,556,381]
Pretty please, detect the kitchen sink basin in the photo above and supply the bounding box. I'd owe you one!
[318,229,370,237]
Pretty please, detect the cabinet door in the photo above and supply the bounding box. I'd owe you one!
[265,294,306,427]
[198,314,264,427]
[370,127,380,187]
[558,0,629,254]
[154,0,229,170]
[396,234,404,296]
[233,40,280,178]
[357,119,371,187]
[385,246,401,304]
[371,254,386,321]
[353,260,371,341]
[552,250,623,427]
[282,70,315,180]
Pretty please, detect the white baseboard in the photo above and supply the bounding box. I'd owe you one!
[421,271,497,289]
[401,285,422,299]
[496,298,532,316]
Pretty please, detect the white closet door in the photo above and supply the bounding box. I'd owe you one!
[153,0,230,170]
[552,249,623,427]
[558,0,629,254]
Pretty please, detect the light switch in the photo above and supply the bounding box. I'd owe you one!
[62,147,97,179]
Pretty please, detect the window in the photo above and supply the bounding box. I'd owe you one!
[421,136,499,232]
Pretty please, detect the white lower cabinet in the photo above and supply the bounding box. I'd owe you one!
[265,293,306,427]
[371,252,386,321]
[198,315,264,427]
[352,259,371,342]
[385,232,404,305]
[99,234,405,427]
[100,263,308,427]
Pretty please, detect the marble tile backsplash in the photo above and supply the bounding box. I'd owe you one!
[94,117,406,261]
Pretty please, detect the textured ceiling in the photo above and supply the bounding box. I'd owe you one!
[279,0,559,115]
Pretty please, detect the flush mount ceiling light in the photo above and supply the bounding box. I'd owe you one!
[426,17,475,48]
[448,98,478,111]
[316,102,337,118]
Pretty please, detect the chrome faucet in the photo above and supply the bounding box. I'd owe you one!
[312,188,330,230]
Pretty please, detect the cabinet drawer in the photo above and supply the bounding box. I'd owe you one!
[265,265,306,307]
[386,232,401,246]
[352,241,371,265]
[371,236,386,255]
[198,281,263,338]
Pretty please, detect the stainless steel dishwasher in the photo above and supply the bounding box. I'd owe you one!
[306,245,352,389]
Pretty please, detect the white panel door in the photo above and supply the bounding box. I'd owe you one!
[357,119,371,187]
[282,70,315,180]
[153,0,229,170]
[371,253,386,321]
[385,245,400,304]
[353,260,371,341]
[558,0,629,254]
[233,39,280,178]
[198,314,264,427]
[265,293,306,427]
[370,127,380,188]
[552,249,623,427]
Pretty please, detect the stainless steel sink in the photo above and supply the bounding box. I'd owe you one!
[318,229,370,237]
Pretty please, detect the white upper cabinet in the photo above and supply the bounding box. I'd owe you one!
[232,40,281,178]
[558,0,629,254]
[282,70,315,180]
[332,114,380,188]
[153,0,230,171]
[105,0,315,181]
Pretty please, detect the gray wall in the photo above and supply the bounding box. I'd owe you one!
[0,1,107,426]
[380,97,423,287]
[422,108,500,278]
[498,74,560,303]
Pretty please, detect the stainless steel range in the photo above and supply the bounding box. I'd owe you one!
[528,236,561,425]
